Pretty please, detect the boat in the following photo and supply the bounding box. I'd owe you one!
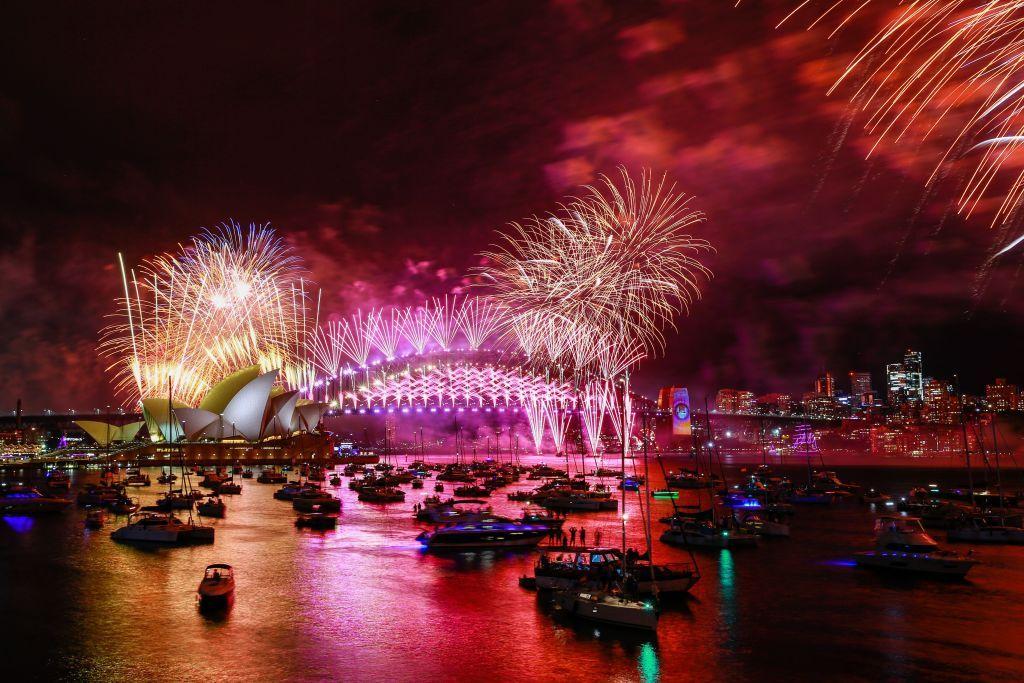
[0,485,72,513]
[453,485,490,498]
[861,489,892,505]
[111,513,215,545]
[77,484,120,507]
[665,470,716,490]
[217,480,242,495]
[124,469,151,487]
[330,474,343,487]
[416,521,548,550]
[107,495,140,516]
[295,513,338,529]
[411,478,424,489]
[358,487,405,503]
[45,470,71,491]
[274,482,317,501]
[197,564,235,607]
[292,491,342,513]
[651,489,679,499]
[231,465,243,474]
[854,516,976,577]
[434,483,445,493]
[157,472,178,485]
[660,519,758,549]
[553,588,658,630]
[197,496,226,518]
[200,472,228,489]
[156,492,195,510]
[257,469,287,484]
[84,509,106,529]
[947,514,1024,545]
[507,490,533,501]
[521,508,564,531]
[789,487,835,505]
[241,469,254,479]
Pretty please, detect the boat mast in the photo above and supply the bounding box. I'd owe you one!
[621,370,628,555]
[955,375,977,510]
[991,413,1004,510]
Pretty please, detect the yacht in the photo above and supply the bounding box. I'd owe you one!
[665,470,716,490]
[947,514,1024,545]
[534,548,625,590]
[197,564,235,607]
[0,485,72,513]
[45,470,71,491]
[357,487,405,503]
[292,491,341,513]
[197,496,226,518]
[257,469,287,484]
[156,492,195,510]
[84,509,106,529]
[554,588,658,630]
[295,513,338,529]
[854,516,976,577]
[241,469,254,479]
[416,521,548,551]
[111,513,215,545]
[124,469,151,487]
[217,480,242,495]
[660,519,758,549]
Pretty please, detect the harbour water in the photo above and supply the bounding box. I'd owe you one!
[3,458,1024,682]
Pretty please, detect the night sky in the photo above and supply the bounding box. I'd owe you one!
[1,1,1020,412]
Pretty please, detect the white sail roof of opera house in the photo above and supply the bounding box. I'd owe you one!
[135,365,326,443]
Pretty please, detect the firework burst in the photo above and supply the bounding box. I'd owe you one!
[101,222,313,406]
[777,0,1024,234]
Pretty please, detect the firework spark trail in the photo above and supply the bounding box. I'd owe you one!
[771,0,1024,234]
[101,221,310,406]
[428,295,461,351]
[454,296,507,350]
[400,305,433,355]
[368,308,403,361]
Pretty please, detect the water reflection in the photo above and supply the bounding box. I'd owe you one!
[3,515,35,533]
[637,641,660,682]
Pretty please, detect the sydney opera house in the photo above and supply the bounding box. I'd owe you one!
[74,365,327,453]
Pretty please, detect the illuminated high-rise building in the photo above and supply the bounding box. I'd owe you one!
[887,350,924,406]
[986,378,1019,412]
[849,371,872,405]
[815,371,835,397]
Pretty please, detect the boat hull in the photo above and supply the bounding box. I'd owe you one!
[556,591,658,630]
[854,551,975,577]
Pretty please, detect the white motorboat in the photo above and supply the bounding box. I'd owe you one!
[111,513,215,545]
[661,519,758,549]
[197,564,235,607]
[736,511,790,538]
[947,515,1024,545]
[854,516,976,577]
[554,588,658,630]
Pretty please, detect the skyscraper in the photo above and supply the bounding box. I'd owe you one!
[815,371,835,397]
[887,350,924,405]
[849,371,872,406]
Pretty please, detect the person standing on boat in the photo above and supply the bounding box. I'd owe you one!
[579,527,586,547]
[569,526,577,546]
[594,529,602,547]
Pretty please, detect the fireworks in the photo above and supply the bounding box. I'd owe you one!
[779,0,1024,230]
[101,222,313,406]
[476,168,714,453]
[479,168,713,373]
